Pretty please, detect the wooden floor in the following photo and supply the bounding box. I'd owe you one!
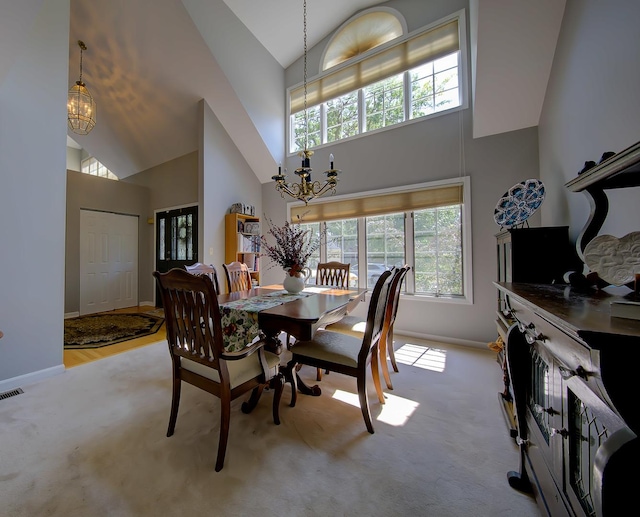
[63,305,167,369]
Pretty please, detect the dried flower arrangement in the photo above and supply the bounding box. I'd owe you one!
[260,218,323,277]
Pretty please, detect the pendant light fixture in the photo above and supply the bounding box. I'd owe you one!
[272,0,341,205]
[67,40,96,135]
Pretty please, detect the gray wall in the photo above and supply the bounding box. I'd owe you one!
[264,0,540,345]
[123,151,199,301]
[538,0,640,240]
[0,0,70,388]
[65,171,152,314]
[199,99,263,276]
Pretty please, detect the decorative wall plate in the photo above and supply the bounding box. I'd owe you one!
[583,232,640,286]
[494,179,546,229]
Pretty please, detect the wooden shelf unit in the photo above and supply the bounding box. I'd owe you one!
[224,212,260,288]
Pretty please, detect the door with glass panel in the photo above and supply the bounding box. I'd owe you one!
[155,206,198,306]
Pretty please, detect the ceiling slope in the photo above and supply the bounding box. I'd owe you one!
[471,0,566,139]
[69,0,276,180]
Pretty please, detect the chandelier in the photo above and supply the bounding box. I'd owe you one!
[67,40,96,135]
[272,0,341,205]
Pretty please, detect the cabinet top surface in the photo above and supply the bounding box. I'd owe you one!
[495,282,640,343]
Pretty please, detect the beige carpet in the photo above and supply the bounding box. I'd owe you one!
[0,336,539,516]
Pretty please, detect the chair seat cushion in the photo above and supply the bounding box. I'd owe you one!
[182,351,280,389]
[325,315,366,337]
[292,330,362,368]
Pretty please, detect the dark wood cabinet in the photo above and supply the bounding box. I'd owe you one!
[495,226,577,320]
[496,226,575,285]
[495,282,640,517]
[494,142,640,516]
[495,227,577,438]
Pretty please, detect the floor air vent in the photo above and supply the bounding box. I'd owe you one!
[0,387,24,401]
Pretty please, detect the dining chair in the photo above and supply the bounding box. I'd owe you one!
[153,268,284,472]
[184,262,220,294]
[316,261,350,288]
[311,261,351,381]
[286,269,394,434]
[223,261,252,293]
[326,265,409,390]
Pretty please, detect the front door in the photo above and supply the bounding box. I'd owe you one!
[155,205,198,306]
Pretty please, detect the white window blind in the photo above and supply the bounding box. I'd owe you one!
[291,18,459,114]
[290,183,463,223]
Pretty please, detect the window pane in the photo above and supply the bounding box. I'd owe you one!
[413,205,462,295]
[326,219,358,287]
[297,222,321,276]
[291,105,321,152]
[365,213,404,288]
[434,87,459,113]
[326,92,359,143]
[364,73,404,132]
[434,52,458,73]
[410,51,460,120]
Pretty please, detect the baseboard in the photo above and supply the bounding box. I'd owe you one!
[64,311,80,319]
[0,364,65,393]
[139,301,155,307]
[395,329,488,350]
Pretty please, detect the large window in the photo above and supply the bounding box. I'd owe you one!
[289,11,465,154]
[290,178,472,302]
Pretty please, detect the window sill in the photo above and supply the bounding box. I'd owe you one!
[399,292,472,305]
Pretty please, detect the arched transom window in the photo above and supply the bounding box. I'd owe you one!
[322,10,405,71]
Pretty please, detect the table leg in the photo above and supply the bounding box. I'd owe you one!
[261,329,283,355]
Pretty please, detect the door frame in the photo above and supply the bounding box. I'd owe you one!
[153,203,199,306]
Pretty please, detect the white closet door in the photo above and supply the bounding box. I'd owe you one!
[111,214,138,309]
[80,210,138,315]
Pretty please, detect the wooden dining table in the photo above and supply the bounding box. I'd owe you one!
[217,284,367,395]
[217,284,366,354]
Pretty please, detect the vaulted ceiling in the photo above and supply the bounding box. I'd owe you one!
[1,1,566,182]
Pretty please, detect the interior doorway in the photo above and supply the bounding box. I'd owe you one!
[79,210,139,316]
[155,205,198,306]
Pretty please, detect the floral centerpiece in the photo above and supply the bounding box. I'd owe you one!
[260,218,322,278]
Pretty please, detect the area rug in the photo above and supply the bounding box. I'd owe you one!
[64,313,164,349]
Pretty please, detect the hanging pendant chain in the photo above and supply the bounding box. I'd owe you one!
[79,47,84,83]
[303,0,308,152]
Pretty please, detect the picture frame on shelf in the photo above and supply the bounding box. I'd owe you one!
[244,222,260,235]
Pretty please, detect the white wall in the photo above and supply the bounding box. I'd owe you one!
[539,0,640,240]
[0,0,70,389]
[263,0,541,345]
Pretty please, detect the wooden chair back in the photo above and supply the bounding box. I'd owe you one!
[223,261,252,293]
[316,261,350,288]
[184,262,220,294]
[386,265,409,332]
[358,268,395,364]
[155,268,225,372]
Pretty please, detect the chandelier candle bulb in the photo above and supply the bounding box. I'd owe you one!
[330,154,334,169]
